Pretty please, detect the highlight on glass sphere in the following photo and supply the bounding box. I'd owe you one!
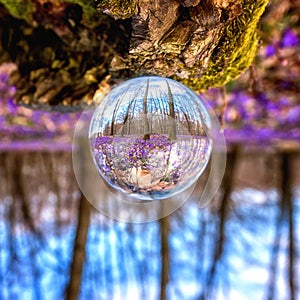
[89,76,212,201]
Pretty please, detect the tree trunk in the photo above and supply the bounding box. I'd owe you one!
[0,0,268,111]
[159,213,170,300]
[280,152,296,300]
[65,193,92,300]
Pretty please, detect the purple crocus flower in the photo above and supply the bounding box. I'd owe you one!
[265,44,276,57]
[285,106,300,124]
[278,97,290,107]
[7,98,18,115]
[124,134,173,169]
[280,28,299,48]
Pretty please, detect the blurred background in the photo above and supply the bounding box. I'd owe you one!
[0,0,299,299]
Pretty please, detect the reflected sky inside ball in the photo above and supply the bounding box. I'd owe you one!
[90,76,212,137]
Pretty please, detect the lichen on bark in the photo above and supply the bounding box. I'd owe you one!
[0,0,268,110]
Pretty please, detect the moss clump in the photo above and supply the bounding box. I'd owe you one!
[0,0,34,20]
[179,0,269,91]
[96,0,136,19]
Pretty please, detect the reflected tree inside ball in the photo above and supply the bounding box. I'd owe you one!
[89,76,212,200]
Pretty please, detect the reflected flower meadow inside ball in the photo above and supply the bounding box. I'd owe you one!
[89,76,212,200]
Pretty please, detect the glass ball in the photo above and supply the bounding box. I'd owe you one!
[89,76,212,201]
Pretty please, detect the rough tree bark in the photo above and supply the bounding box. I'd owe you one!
[0,0,268,111]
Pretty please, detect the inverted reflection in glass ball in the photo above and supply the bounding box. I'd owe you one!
[89,76,212,200]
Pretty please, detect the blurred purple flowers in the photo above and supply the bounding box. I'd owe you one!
[265,27,299,57]
[0,62,80,149]
[221,90,300,145]
[281,28,299,48]
[0,64,17,109]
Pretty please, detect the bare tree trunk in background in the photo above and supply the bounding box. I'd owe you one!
[281,152,296,300]
[0,0,268,110]
[202,145,239,300]
[9,152,43,239]
[160,211,170,300]
[266,185,285,300]
[143,78,150,140]
[167,80,177,140]
[267,151,296,300]
[65,193,92,300]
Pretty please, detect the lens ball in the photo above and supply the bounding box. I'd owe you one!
[89,76,212,200]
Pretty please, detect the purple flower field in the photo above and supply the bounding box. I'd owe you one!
[90,134,211,200]
[0,63,79,151]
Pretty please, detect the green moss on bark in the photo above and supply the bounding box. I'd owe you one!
[0,0,34,20]
[179,0,269,91]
